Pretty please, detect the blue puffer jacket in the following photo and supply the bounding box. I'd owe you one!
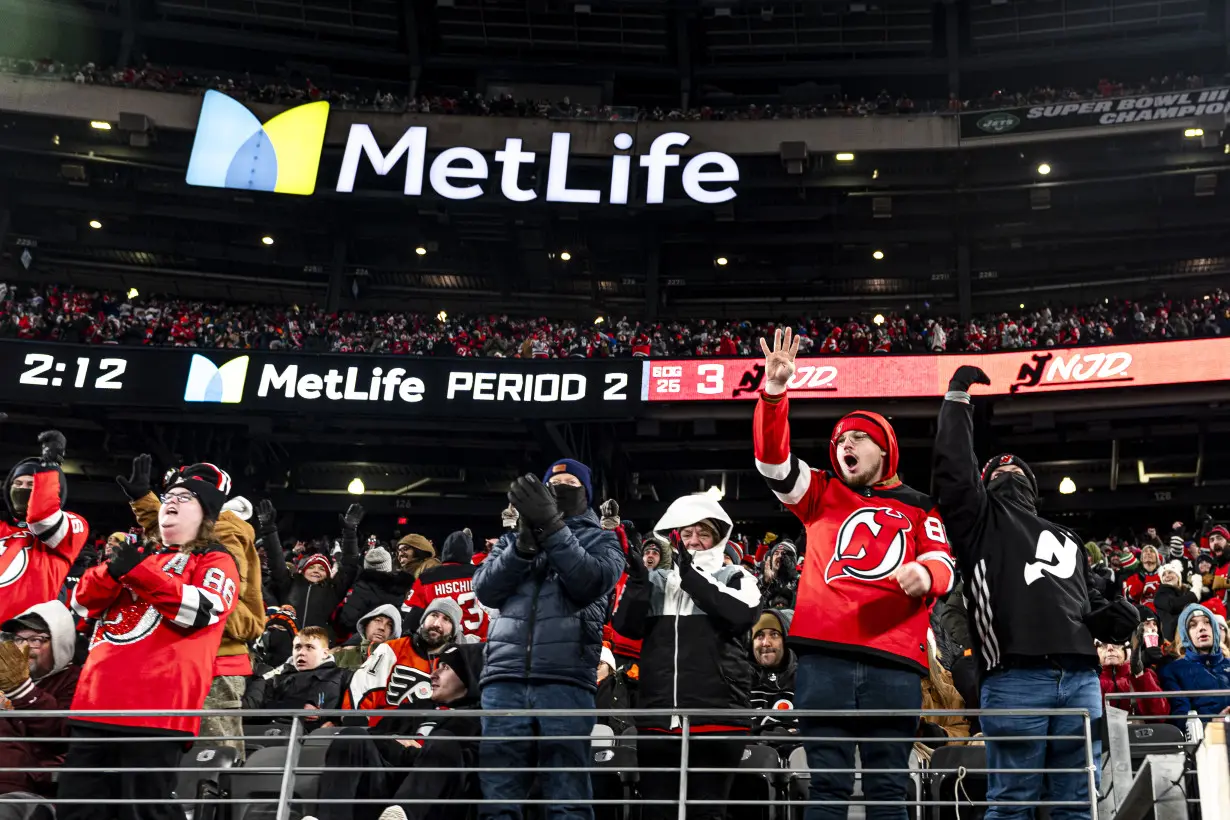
[474,508,624,692]
[1159,602,1230,717]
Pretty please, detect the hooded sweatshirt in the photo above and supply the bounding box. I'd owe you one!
[402,530,487,640]
[0,600,80,796]
[334,562,414,641]
[1159,603,1230,717]
[612,495,761,732]
[334,603,403,670]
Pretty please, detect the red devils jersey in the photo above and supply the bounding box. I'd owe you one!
[1122,571,1161,611]
[69,544,239,736]
[403,563,488,640]
[604,573,643,660]
[0,468,88,623]
[754,393,955,675]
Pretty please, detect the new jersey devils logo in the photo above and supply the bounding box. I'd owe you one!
[0,534,31,588]
[824,507,911,584]
[92,590,162,648]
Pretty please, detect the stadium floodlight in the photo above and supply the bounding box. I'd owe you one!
[715,256,728,266]
[872,250,884,260]
[90,121,112,130]
[873,314,885,325]
[835,152,855,162]
[1058,477,1076,495]
[594,316,604,325]
[560,251,572,261]
[437,310,447,322]
[127,288,139,299]
[415,246,427,256]
[261,236,274,245]
[88,220,102,229]
[347,477,365,495]
[1036,162,1052,175]
[1185,128,1204,138]
[1019,303,1025,309]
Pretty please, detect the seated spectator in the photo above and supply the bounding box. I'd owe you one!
[344,598,460,723]
[61,462,241,820]
[0,601,80,801]
[918,630,970,748]
[243,626,348,720]
[1154,561,1199,639]
[262,500,363,640]
[335,545,412,640]
[749,608,798,736]
[255,604,298,667]
[1098,641,1168,718]
[402,529,486,640]
[595,645,633,735]
[1159,603,1230,717]
[1129,611,1170,677]
[335,604,402,670]
[758,540,799,609]
[318,642,484,820]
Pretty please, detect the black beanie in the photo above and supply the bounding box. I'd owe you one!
[165,463,232,521]
[980,453,1038,497]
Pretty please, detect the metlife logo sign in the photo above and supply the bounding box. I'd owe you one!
[335,127,739,205]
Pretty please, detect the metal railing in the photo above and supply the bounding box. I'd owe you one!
[0,705,1127,820]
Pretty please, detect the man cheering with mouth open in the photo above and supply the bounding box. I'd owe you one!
[753,327,956,820]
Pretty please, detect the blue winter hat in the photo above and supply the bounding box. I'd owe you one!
[544,458,593,504]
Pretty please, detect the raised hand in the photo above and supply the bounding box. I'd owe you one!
[116,454,152,501]
[758,327,800,394]
[948,365,991,394]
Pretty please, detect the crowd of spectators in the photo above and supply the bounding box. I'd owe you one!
[2,283,1227,359]
[2,55,1212,120]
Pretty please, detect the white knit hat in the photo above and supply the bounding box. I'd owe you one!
[1159,560,1185,583]
[600,646,616,672]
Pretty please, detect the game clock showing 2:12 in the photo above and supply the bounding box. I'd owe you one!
[17,352,128,391]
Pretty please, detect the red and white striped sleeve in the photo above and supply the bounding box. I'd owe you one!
[753,391,828,522]
[915,505,957,597]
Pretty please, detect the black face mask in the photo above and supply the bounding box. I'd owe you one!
[9,486,31,517]
[988,471,1036,512]
[552,484,589,518]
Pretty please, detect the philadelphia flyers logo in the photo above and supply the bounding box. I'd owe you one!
[772,699,793,711]
[0,534,31,588]
[824,507,911,584]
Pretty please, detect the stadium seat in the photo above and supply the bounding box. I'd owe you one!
[592,723,616,748]
[592,743,640,820]
[729,743,783,820]
[1128,722,1186,770]
[174,744,239,820]
[242,722,291,755]
[222,728,339,820]
[927,744,986,820]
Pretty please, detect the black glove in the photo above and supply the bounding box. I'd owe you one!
[256,499,278,535]
[107,542,145,581]
[116,454,152,501]
[38,430,67,466]
[508,474,564,538]
[948,366,990,394]
[515,519,540,559]
[673,544,695,576]
[339,503,365,532]
[625,542,648,581]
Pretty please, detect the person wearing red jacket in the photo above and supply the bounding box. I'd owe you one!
[402,530,487,640]
[59,463,240,820]
[754,328,954,820]
[1,430,89,623]
[1098,642,1168,717]
[1122,544,1162,611]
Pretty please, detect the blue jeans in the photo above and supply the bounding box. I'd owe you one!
[479,681,596,820]
[795,652,921,820]
[980,666,1102,820]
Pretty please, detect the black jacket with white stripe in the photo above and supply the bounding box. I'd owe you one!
[933,393,1135,672]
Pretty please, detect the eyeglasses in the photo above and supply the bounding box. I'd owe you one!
[13,635,50,648]
[160,492,198,506]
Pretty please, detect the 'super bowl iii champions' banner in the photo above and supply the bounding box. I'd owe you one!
[3,337,1230,418]
[962,87,1230,139]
